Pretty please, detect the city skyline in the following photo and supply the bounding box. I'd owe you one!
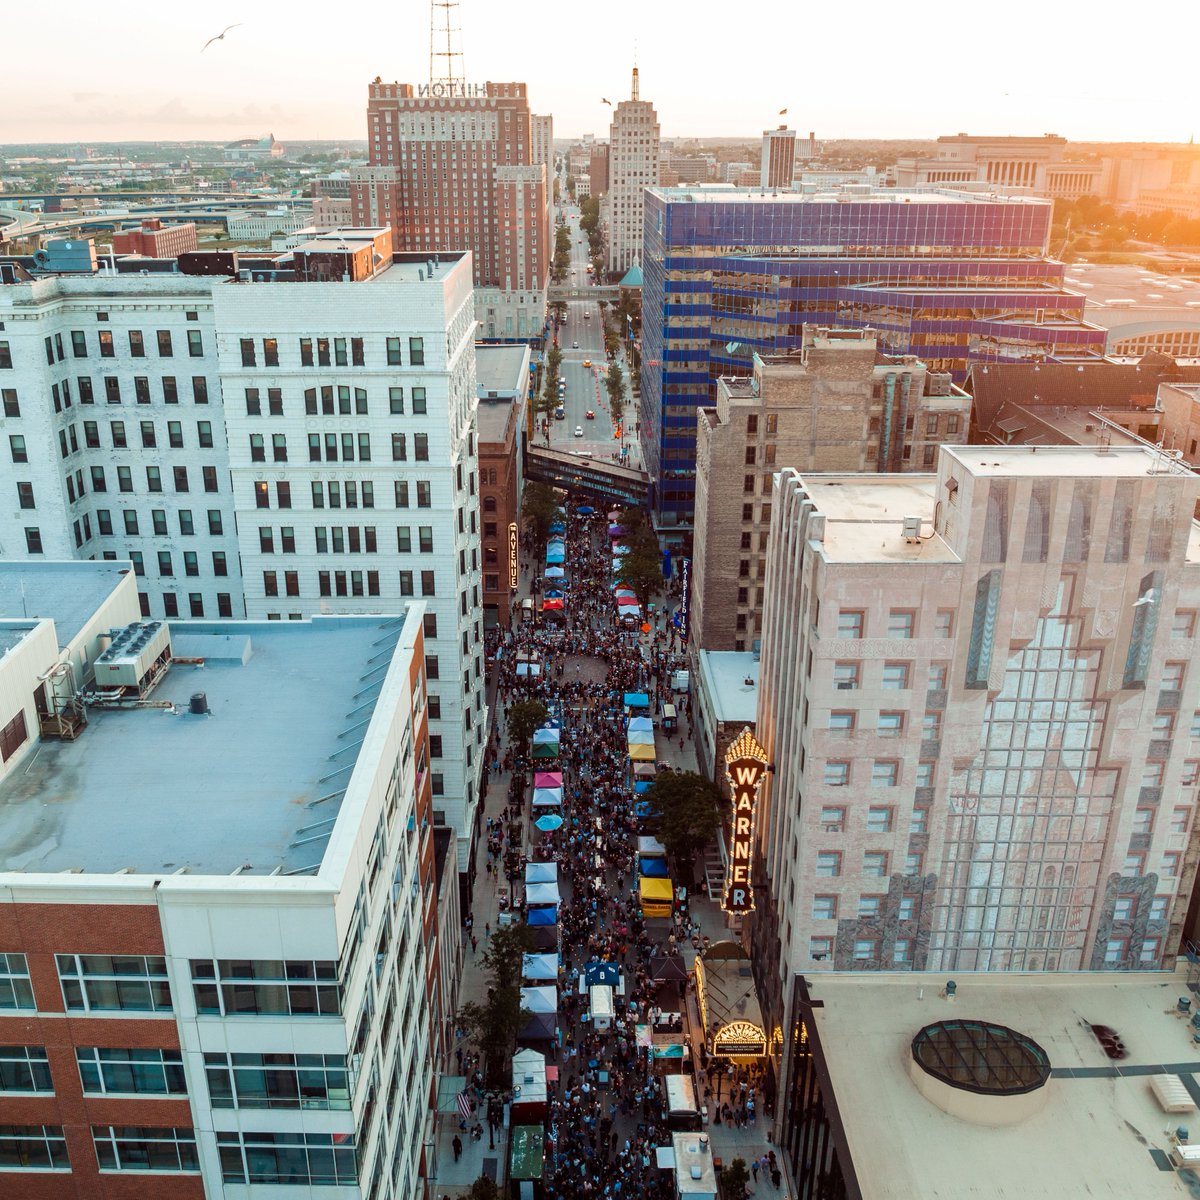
[1,0,1194,145]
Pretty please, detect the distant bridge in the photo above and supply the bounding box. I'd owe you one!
[548,284,619,302]
[526,445,649,506]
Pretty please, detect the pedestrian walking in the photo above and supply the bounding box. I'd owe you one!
[452,1134,463,1162]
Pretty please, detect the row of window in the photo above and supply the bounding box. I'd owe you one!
[812,851,909,881]
[0,1123,360,1182]
[835,605,1200,641]
[825,709,942,738]
[252,478,439,511]
[0,955,350,1018]
[1,1045,183,1097]
[43,327,204,364]
[830,661,949,691]
[35,373,212,412]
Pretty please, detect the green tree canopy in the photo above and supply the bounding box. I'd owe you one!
[648,770,722,874]
[506,699,550,753]
[719,1157,751,1200]
[521,482,563,546]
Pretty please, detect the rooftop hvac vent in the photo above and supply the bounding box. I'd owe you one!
[902,515,923,542]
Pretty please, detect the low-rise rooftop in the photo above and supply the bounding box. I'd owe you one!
[805,969,1200,1199]
[697,651,759,725]
[650,185,1052,207]
[0,616,399,876]
[0,560,132,647]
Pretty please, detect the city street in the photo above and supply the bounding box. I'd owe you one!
[545,203,629,465]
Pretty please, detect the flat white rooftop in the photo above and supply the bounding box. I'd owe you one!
[697,651,758,725]
[944,442,1199,478]
[0,616,401,876]
[806,970,1200,1200]
[0,560,132,646]
[798,475,959,565]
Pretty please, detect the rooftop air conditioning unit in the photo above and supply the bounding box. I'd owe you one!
[902,515,923,542]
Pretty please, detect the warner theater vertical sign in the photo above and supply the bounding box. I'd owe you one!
[722,727,768,915]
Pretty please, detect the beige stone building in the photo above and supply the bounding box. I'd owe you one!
[690,328,970,653]
[753,446,1200,999]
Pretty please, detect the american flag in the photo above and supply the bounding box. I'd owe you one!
[457,1090,475,1120]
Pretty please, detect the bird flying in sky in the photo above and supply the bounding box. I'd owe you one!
[202,23,242,52]
[601,98,611,106]
[779,108,788,116]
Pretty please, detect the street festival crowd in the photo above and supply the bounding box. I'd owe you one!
[458,502,783,1198]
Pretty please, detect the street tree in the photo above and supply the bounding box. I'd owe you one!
[605,362,626,423]
[467,1180,504,1200]
[719,1157,752,1200]
[458,923,533,1086]
[648,770,722,876]
[506,699,550,754]
[521,482,563,546]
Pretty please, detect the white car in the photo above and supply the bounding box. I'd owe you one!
[572,341,579,349]
[574,426,584,438]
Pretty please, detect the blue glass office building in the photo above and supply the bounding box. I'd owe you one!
[639,187,1106,523]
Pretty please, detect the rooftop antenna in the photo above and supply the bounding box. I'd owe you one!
[430,0,465,89]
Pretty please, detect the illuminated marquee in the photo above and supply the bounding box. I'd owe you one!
[508,523,520,591]
[713,1019,767,1057]
[721,727,767,915]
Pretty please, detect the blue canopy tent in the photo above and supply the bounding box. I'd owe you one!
[584,961,622,987]
[639,858,670,878]
[549,521,566,535]
[628,716,654,732]
[525,862,558,883]
[522,953,560,981]
[535,813,564,832]
[627,731,655,746]
[545,548,566,565]
[578,505,595,514]
[634,780,653,794]
[526,906,558,926]
[635,800,662,820]
[624,693,651,709]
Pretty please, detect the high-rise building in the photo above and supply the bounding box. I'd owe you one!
[0,560,445,1199]
[760,126,796,190]
[640,186,1107,525]
[604,68,660,276]
[351,81,550,341]
[754,445,1200,1005]
[589,144,610,197]
[0,236,486,881]
[531,112,555,225]
[690,329,970,653]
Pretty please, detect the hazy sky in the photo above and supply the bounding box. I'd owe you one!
[1,0,1193,145]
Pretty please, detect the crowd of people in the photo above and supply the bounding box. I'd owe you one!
[488,504,704,1198]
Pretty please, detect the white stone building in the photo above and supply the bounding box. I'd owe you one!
[604,68,660,276]
[0,238,485,874]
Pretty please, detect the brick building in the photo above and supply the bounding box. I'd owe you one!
[0,562,445,1197]
[476,344,530,627]
[111,219,198,259]
[690,328,971,654]
[351,81,550,341]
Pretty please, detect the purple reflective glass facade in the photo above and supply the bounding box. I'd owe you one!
[639,189,1105,522]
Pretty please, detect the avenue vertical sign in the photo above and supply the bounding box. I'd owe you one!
[508,523,519,591]
[721,727,768,915]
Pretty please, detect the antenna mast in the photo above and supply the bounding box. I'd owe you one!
[429,0,465,88]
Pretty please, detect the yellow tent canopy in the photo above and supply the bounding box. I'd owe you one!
[639,875,674,919]
[628,743,656,762]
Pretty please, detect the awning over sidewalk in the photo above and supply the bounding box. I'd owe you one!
[524,862,558,883]
[435,1074,468,1113]
[695,940,768,1058]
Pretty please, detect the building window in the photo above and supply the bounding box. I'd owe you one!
[815,852,841,877]
[858,895,882,919]
[863,852,888,877]
[216,1131,358,1187]
[877,711,904,737]
[893,940,912,964]
[934,610,954,638]
[827,710,855,732]
[812,895,838,920]
[77,1048,186,1096]
[1113,896,1136,922]
[190,960,340,1017]
[809,938,832,961]
[887,609,915,638]
[0,1125,69,1170]
[409,336,425,365]
[881,662,910,689]
[866,805,893,832]
[57,955,172,1012]
[836,609,864,638]
[0,1046,52,1093]
[832,662,859,690]
[819,807,845,832]
[93,1125,198,1173]
[204,1052,350,1111]
[1172,610,1196,638]
[386,337,402,365]
[23,528,42,555]
[823,762,850,787]
[1162,852,1181,878]
[853,939,877,961]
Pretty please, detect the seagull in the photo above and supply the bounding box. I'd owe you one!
[202,23,242,51]
[601,98,611,106]
[1133,587,1158,608]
